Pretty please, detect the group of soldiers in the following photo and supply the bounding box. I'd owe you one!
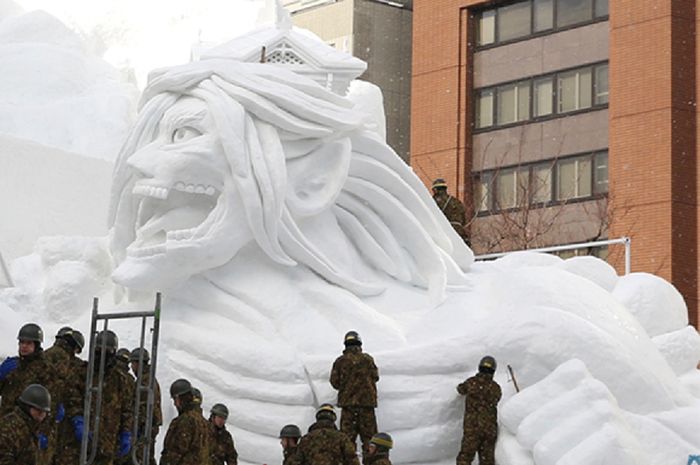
[0,323,500,465]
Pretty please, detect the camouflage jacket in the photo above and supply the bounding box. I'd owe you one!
[86,361,134,459]
[161,401,210,465]
[296,420,360,465]
[209,422,238,465]
[65,357,88,419]
[433,193,467,238]
[456,373,501,431]
[283,446,300,465]
[0,350,57,417]
[367,454,391,465]
[134,367,163,435]
[43,340,75,409]
[330,346,379,407]
[0,407,41,465]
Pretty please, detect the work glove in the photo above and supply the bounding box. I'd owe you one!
[55,403,65,423]
[118,431,132,457]
[71,416,85,442]
[37,433,48,450]
[0,357,18,380]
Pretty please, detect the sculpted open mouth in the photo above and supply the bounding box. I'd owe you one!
[126,179,220,258]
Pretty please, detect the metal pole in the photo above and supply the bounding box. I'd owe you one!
[131,316,148,465]
[475,237,630,261]
[80,298,99,465]
[624,236,632,275]
[144,292,162,465]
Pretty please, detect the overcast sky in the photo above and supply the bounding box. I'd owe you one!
[14,0,266,86]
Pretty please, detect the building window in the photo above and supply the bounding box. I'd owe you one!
[474,173,494,212]
[557,67,592,113]
[478,10,496,46]
[497,2,532,42]
[556,155,592,200]
[594,64,609,105]
[474,150,607,214]
[534,77,554,117]
[475,0,608,48]
[593,151,608,194]
[474,61,608,131]
[556,0,594,28]
[534,0,554,32]
[531,162,553,203]
[476,89,494,129]
[497,81,530,125]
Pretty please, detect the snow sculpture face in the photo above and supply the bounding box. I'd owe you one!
[108,60,473,293]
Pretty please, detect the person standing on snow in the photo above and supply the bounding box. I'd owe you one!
[279,424,302,465]
[431,178,470,245]
[160,378,210,465]
[296,404,359,465]
[366,433,393,465]
[455,356,501,465]
[330,331,379,463]
[0,384,52,465]
[129,347,162,465]
[208,403,238,465]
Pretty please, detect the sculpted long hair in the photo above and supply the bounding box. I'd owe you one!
[110,60,472,301]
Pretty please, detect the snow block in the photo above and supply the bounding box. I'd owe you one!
[557,256,619,292]
[652,326,700,375]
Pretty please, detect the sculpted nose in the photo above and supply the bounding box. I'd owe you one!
[127,146,166,179]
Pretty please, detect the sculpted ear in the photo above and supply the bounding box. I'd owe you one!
[285,138,352,217]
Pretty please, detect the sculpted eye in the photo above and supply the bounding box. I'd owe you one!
[171,126,202,143]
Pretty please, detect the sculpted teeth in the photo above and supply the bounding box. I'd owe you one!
[132,185,169,199]
[172,182,217,197]
[126,244,167,257]
[166,229,196,242]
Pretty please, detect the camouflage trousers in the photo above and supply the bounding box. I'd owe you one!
[456,425,496,465]
[340,407,377,464]
[52,421,80,465]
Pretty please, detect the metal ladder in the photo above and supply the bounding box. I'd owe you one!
[80,293,162,465]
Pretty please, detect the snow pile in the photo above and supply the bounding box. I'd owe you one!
[0,8,136,159]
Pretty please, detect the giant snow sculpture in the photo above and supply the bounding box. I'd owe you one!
[3,13,698,465]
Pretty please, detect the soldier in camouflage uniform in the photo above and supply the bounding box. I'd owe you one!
[330,331,379,463]
[455,356,501,465]
[296,404,359,465]
[208,403,238,465]
[161,378,210,465]
[52,330,86,465]
[0,384,51,465]
[72,330,133,465]
[129,347,162,465]
[366,433,393,465]
[43,327,85,465]
[432,179,470,246]
[279,424,301,465]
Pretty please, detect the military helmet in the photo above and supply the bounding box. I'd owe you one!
[18,384,51,412]
[316,403,337,422]
[55,326,73,339]
[279,424,302,439]
[18,323,43,343]
[116,348,131,363]
[129,347,150,363]
[95,330,118,353]
[478,355,497,374]
[70,330,86,353]
[344,331,362,346]
[192,387,202,405]
[370,432,393,451]
[210,403,229,420]
[432,178,448,189]
[170,378,193,398]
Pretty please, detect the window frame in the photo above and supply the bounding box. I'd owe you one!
[473,149,608,216]
[472,60,609,133]
[474,0,609,50]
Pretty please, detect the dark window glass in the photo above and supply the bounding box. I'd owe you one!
[556,0,593,27]
[534,0,554,32]
[595,0,609,17]
[497,2,532,42]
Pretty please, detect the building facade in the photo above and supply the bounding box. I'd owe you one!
[412,1,699,324]
[285,0,413,161]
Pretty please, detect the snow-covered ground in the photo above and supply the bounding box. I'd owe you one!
[1,4,700,465]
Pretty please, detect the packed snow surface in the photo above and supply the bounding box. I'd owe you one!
[1,7,700,465]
